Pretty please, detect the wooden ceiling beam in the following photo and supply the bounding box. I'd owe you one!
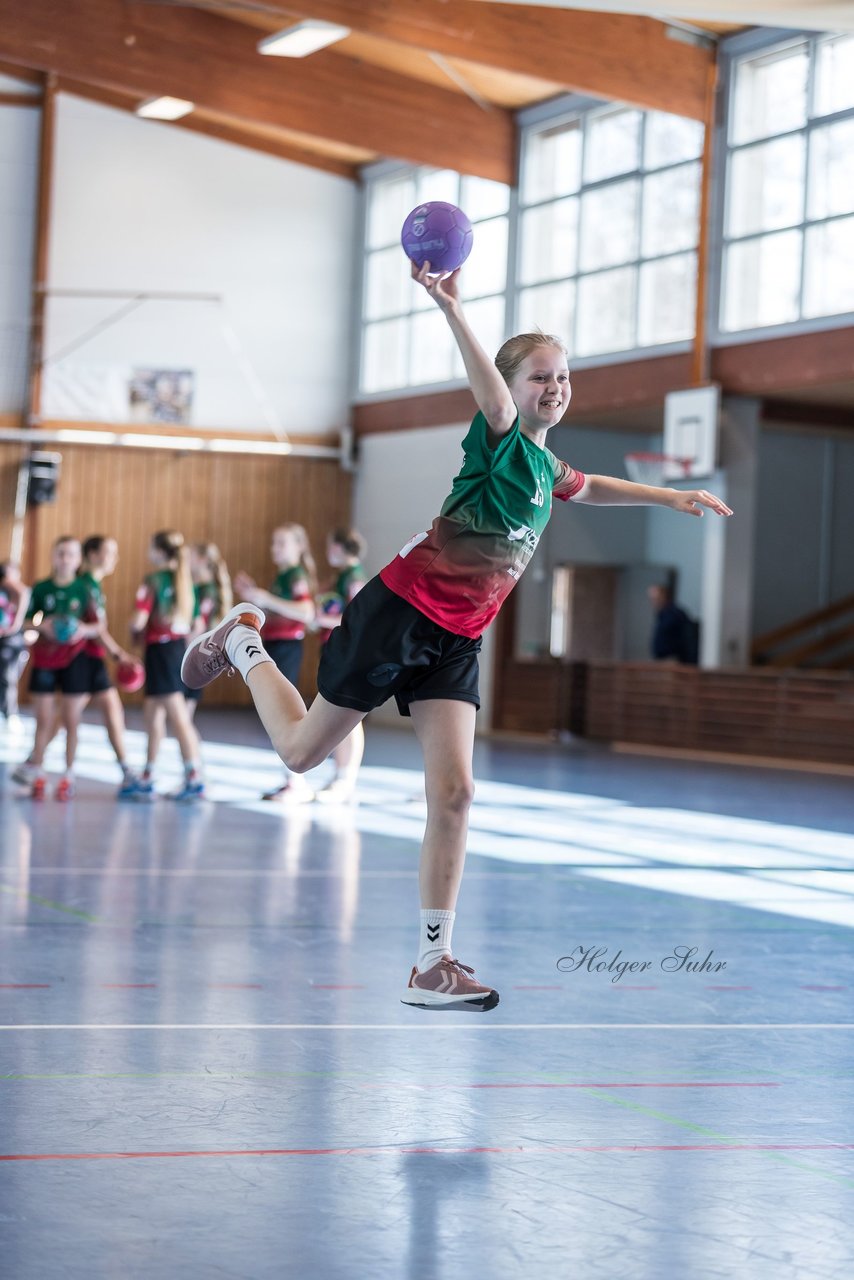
[261,0,713,120]
[0,0,515,181]
[56,77,359,178]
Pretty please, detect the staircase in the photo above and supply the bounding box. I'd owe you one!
[752,595,854,670]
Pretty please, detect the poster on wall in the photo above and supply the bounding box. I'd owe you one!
[129,369,194,424]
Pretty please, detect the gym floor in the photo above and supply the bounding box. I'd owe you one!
[1,710,852,1280]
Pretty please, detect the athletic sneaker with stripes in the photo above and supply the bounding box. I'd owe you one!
[181,603,267,689]
[401,957,499,1011]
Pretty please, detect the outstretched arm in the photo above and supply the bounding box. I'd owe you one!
[410,261,516,437]
[575,474,733,517]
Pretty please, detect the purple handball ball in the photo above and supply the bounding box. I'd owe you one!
[401,202,474,274]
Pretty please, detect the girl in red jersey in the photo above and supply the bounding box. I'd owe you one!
[186,542,233,720]
[21,536,104,800]
[126,530,204,802]
[312,527,367,805]
[183,260,732,1012]
[233,524,316,803]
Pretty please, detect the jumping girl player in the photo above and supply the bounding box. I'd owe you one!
[20,536,104,800]
[186,542,233,720]
[233,524,316,804]
[312,527,367,804]
[126,529,204,802]
[182,260,733,1012]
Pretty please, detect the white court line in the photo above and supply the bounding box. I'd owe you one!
[2,1023,854,1032]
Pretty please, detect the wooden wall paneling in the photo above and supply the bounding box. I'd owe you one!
[18,444,351,710]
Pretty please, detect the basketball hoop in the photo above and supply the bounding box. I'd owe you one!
[624,452,694,486]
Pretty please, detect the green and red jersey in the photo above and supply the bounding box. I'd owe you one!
[134,570,197,645]
[318,563,365,645]
[380,412,585,639]
[194,581,222,629]
[79,570,107,659]
[26,576,91,670]
[261,566,312,642]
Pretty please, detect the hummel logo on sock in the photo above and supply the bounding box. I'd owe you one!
[246,645,261,658]
[426,923,441,942]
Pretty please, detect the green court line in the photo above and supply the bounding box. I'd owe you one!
[580,1086,854,1188]
[0,883,100,923]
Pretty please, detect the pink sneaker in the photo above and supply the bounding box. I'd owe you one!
[181,603,265,689]
[401,956,499,1012]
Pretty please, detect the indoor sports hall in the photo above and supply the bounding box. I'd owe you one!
[0,3,852,1278]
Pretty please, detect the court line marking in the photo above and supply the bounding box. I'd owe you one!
[2,1023,854,1031]
[2,1143,853,1163]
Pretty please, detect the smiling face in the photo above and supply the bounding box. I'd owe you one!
[508,347,572,434]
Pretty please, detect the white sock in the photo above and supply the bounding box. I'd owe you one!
[417,909,456,971]
[224,625,274,683]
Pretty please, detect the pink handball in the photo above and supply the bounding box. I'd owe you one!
[401,201,473,274]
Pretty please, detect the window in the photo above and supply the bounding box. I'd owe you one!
[721,33,854,333]
[517,104,703,360]
[360,168,509,394]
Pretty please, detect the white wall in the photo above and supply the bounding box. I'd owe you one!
[0,77,40,414]
[754,426,854,635]
[43,95,357,434]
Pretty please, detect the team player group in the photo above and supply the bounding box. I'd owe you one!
[2,524,366,804]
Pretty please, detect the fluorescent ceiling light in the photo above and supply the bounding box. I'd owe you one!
[136,96,194,121]
[258,20,350,58]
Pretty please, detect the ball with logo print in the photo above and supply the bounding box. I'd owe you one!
[401,202,473,274]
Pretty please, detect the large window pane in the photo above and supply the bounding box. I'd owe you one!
[576,267,636,355]
[808,121,854,221]
[804,217,854,318]
[731,42,808,145]
[814,35,854,117]
[579,180,639,271]
[522,121,582,204]
[517,282,576,356]
[583,108,642,183]
[452,296,507,378]
[722,230,802,331]
[460,216,508,300]
[364,246,410,321]
[416,169,459,205]
[362,318,409,392]
[460,176,509,220]
[410,309,455,385]
[638,253,696,345]
[644,113,704,169]
[727,136,805,237]
[519,199,578,285]
[368,175,415,250]
[642,163,701,257]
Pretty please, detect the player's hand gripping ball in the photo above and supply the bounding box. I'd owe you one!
[316,592,344,619]
[401,202,473,274]
[116,658,145,693]
[52,617,79,644]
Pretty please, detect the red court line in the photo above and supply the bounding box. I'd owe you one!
[207,984,263,990]
[0,985,51,989]
[3,1143,851,1162]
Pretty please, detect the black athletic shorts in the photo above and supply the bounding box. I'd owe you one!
[82,654,113,695]
[29,650,95,696]
[316,577,481,717]
[266,638,304,687]
[145,639,189,697]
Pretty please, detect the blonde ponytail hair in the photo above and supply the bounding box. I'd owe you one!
[152,529,194,631]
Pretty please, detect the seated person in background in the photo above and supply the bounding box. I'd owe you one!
[648,583,698,665]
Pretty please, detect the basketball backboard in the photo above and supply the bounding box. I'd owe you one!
[663,385,719,481]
